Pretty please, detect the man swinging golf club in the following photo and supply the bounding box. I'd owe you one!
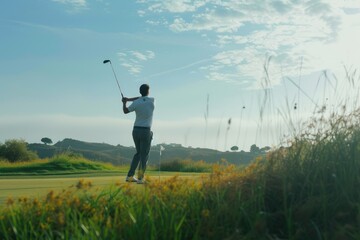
[122,84,154,184]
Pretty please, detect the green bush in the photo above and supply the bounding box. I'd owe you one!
[0,139,38,162]
[0,157,8,163]
[160,158,211,172]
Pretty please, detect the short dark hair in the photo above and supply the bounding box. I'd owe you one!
[139,84,150,96]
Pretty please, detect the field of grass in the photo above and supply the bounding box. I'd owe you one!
[1,108,360,239]
[0,153,123,176]
[0,172,203,206]
[0,110,360,240]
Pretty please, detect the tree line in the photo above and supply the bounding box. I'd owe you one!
[0,139,38,162]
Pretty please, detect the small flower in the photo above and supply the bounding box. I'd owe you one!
[33,198,39,206]
[47,190,55,202]
[6,197,14,206]
[55,199,63,207]
[40,223,48,230]
[57,213,65,226]
[106,217,112,228]
[201,209,210,218]
[72,196,80,206]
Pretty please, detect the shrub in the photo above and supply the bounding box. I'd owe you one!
[159,158,211,172]
[0,139,38,162]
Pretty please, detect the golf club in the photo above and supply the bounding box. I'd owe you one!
[103,59,124,98]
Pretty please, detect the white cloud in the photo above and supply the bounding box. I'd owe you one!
[131,50,155,61]
[51,0,87,12]
[170,11,245,33]
[138,10,146,17]
[117,50,155,76]
[139,0,360,87]
[146,0,208,13]
[121,63,142,75]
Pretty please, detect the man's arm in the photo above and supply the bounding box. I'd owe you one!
[122,96,140,114]
[122,98,130,114]
[127,97,140,101]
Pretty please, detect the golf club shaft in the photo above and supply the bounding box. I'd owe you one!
[109,62,124,98]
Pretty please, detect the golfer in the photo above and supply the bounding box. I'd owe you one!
[122,84,154,184]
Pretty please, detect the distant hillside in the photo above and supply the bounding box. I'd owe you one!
[28,138,265,166]
[156,143,260,165]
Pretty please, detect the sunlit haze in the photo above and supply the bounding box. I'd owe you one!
[1,0,360,151]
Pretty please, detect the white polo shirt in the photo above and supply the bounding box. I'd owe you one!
[128,96,155,128]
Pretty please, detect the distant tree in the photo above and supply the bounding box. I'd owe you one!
[41,137,53,145]
[250,144,260,153]
[0,139,38,162]
[260,146,271,153]
[230,146,239,152]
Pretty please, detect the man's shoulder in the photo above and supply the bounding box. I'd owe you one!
[132,97,154,106]
[143,96,155,102]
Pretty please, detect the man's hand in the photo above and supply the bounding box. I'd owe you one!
[122,97,130,114]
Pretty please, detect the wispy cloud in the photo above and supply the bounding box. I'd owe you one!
[51,0,88,12]
[117,50,155,75]
[144,0,208,13]
[139,0,360,87]
[139,58,212,80]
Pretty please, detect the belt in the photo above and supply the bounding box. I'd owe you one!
[134,126,151,130]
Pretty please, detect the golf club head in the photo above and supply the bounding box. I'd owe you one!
[103,60,111,64]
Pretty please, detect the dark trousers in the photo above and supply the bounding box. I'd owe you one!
[127,128,153,179]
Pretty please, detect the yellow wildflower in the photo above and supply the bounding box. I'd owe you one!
[6,197,14,206]
[47,190,55,202]
[106,217,112,228]
[33,198,39,206]
[201,209,210,218]
[57,213,65,226]
[55,198,63,208]
[40,223,48,230]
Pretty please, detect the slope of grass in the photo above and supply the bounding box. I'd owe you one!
[0,154,120,176]
[1,109,360,239]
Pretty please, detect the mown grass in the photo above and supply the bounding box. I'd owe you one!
[0,154,122,176]
[1,108,359,239]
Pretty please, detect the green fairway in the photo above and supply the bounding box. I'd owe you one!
[0,172,202,206]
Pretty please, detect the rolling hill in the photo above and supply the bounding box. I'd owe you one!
[28,138,265,166]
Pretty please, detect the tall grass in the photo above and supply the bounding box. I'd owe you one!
[258,107,360,239]
[1,108,359,239]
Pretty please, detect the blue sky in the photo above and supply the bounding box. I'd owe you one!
[1,0,360,151]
